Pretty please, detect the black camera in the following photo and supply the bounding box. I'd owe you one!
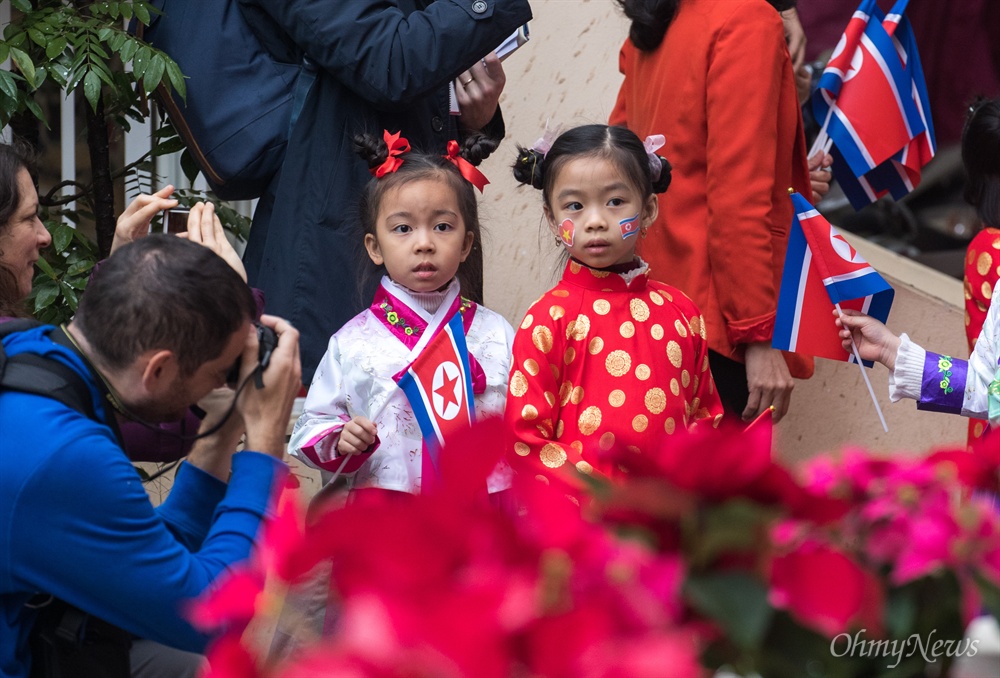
[226,323,278,388]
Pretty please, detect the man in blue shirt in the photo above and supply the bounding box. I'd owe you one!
[0,236,301,677]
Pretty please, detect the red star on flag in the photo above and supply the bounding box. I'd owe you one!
[435,372,460,410]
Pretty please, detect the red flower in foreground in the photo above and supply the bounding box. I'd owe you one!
[769,540,883,638]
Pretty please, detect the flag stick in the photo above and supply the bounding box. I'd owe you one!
[836,303,889,432]
[809,106,834,158]
[744,405,774,433]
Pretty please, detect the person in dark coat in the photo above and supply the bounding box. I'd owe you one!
[241,0,533,383]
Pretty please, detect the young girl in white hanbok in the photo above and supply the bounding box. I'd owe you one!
[288,131,513,499]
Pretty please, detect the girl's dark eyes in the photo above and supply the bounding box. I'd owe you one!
[564,201,583,211]
[391,224,412,233]
[434,222,454,231]
[608,198,625,207]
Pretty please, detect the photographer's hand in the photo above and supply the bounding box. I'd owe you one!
[185,387,246,481]
[238,315,301,458]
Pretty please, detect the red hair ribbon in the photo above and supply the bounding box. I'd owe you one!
[372,130,411,178]
[443,140,489,192]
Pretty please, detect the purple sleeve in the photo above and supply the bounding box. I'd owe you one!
[120,409,203,463]
[916,352,968,414]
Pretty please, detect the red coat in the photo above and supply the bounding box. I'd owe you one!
[609,0,813,377]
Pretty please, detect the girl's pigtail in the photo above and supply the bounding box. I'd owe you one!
[353,132,390,171]
[460,133,500,166]
[651,155,672,194]
[512,146,546,190]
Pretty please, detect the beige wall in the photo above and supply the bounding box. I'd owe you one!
[479,1,974,461]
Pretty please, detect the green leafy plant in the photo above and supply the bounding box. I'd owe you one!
[3,1,249,323]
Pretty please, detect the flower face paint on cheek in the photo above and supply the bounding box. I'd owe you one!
[559,219,575,247]
[619,214,640,240]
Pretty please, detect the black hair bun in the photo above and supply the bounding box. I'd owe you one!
[651,155,672,194]
[353,132,390,171]
[460,133,500,166]
[512,145,545,190]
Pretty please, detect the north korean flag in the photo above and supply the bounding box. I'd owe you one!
[813,0,925,179]
[395,313,476,480]
[773,193,894,365]
[823,0,935,211]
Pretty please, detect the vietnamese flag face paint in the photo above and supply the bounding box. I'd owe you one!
[619,214,640,239]
[559,219,575,247]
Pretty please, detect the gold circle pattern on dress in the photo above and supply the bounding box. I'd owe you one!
[606,350,631,377]
[651,324,664,340]
[567,314,591,341]
[514,442,530,456]
[974,421,984,438]
[569,261,582,274]
[570,440,584,454]
[575,460,594,475]
[509,370,528,397]
[674,319,688,338]
[532,325,554,353]
[670,378,680,396]
[635,363,651,380]
[702,355,710,372]
[540,443,567,468]
[589,337,604,355]
[984,281,994,300]
[564,347,576,365]
[552,289,569,298]
[559,381,572,406]
[666,340,683,368]
[593,299,611,315]
[630,298,650,322]
[645,387,666,414]
[599,431,616,450]
[648,290,664,306]
[544,391,556,407]
[620,321,635,338]
[522,404,538,421]
[609,389,626,407]
[633,414,648,432]
[689,315,702,338]
[578,406,602,435]
[556,420,565,438]
[571,386,585,404]
[520,314,533,330]
[977,251,993,276]
[524,358,540,376]
[549,305,566,321]
[664,417,676,434]
[681,370,691,388]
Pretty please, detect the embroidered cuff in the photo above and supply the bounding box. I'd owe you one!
[917,352,968,415]
[889,334,925,402]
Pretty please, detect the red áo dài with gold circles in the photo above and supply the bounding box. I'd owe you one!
[505,260,724,490]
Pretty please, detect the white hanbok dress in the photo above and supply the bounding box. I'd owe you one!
[288,277,514,494]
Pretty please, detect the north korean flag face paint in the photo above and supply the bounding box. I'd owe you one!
[619,214,640,239]
[559,219,575,247]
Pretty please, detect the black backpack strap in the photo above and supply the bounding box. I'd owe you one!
[2,353,98,421]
